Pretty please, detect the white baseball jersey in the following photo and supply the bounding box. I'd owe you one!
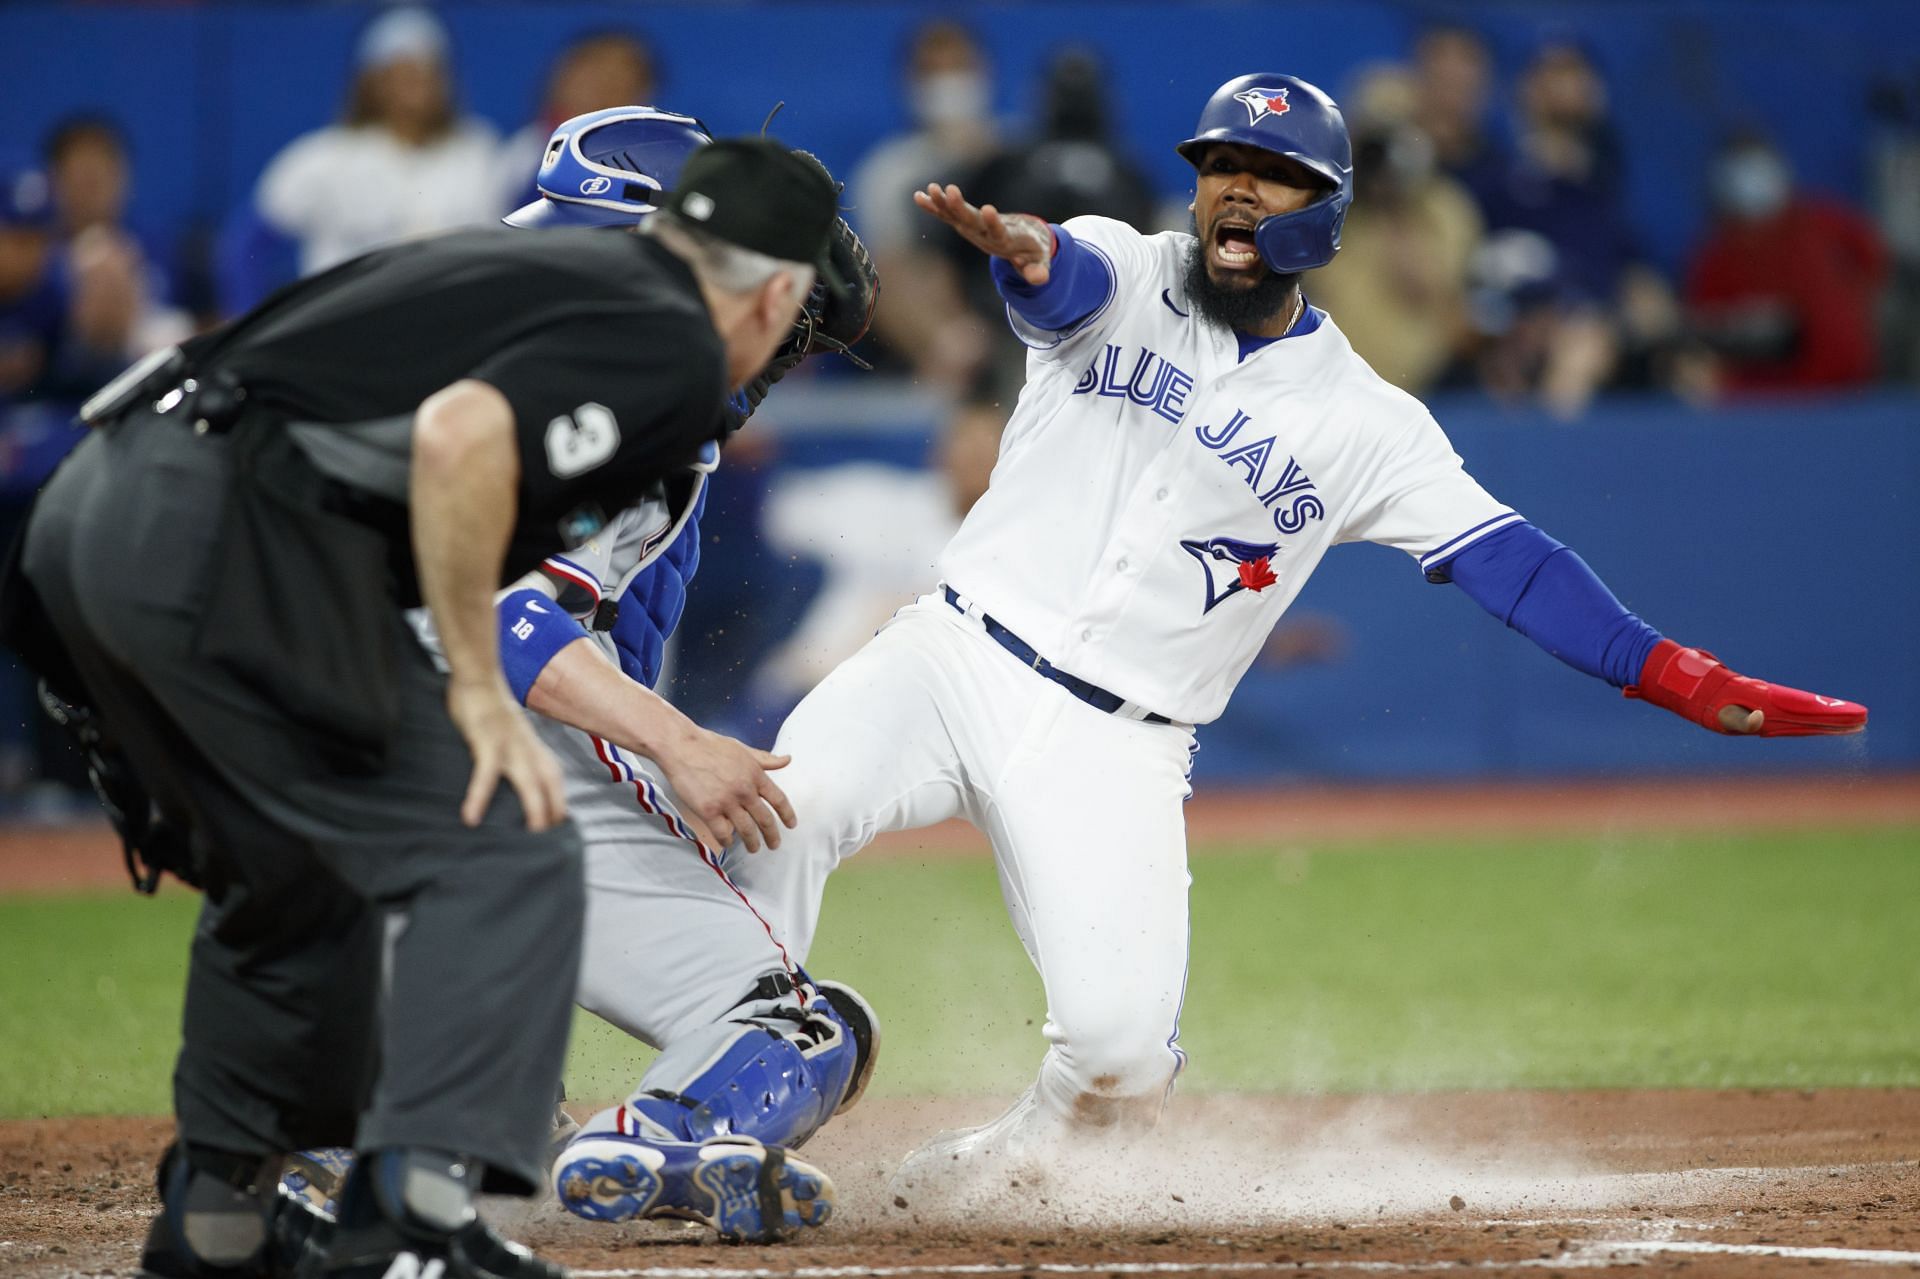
[256,121,503,278]
[938,215,1519,726]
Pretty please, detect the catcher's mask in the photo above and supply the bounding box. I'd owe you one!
[504,105,712,229]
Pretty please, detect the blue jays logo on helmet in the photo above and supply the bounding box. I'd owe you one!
[1233,85,1291,125]
[1180,536,1281,613]
[1177,73,1353,274]
[504,105,713,230]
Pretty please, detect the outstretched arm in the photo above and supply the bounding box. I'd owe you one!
[914,183,1114,334]
[1439,522,1866,736]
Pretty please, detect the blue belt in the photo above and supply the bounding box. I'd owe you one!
[943,586,1173,726]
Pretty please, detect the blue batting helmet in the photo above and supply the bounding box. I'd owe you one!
[504,105,713,229]
[1175,73,1352,274]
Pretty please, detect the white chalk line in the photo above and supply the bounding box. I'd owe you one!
[1593,1238,1920,1264]
[574,1234,1920,1277]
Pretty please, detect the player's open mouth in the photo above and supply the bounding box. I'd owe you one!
[1211,222,1260,270]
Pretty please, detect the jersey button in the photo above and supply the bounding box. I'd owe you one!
[1116,557,1129,572]
[1081,628,1094,641]
[1155,487,1169,501]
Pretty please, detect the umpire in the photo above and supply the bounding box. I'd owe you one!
[4,138,838,1279]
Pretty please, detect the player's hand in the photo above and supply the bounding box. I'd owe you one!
[653,724,797,854]
[447,676,568,830]
[913,182,1054,286]
[1623,639,1867,737]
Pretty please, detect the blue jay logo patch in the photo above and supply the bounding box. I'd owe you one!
[1182,536,1280,613]
[1233,86,1292,125]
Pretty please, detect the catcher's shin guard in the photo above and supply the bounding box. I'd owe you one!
[550,977,877,1239]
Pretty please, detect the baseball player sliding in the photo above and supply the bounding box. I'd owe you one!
[713,73,1868,1182]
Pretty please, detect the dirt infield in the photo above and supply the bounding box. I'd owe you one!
[5,777,1916,1274]
[3,772,1916,892]
[2,1089,1916,1277]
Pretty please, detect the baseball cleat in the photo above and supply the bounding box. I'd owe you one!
[552,1137,665,1223]
[553,1134,833,1242]
[280,1148,354,1218]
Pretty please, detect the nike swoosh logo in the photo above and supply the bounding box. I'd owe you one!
[526,600,549,613]
[1161,289,1189,318]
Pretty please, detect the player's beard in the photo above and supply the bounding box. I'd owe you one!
[1181,232,1300,333]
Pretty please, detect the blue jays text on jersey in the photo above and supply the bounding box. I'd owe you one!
[1073,341,1325,538]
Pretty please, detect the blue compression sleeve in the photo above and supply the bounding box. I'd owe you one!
[990,224,1113,333]
[498,588,591,705]
[1439,522,1663,688]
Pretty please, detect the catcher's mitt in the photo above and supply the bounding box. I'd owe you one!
[738,154,879,417]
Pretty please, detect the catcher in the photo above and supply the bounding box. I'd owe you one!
[286,106,883,1247]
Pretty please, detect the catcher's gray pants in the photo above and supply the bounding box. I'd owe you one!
[534,714,801,1050]
[22,416,583,1195]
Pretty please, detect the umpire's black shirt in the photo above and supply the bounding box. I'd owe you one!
[194,226,728,585]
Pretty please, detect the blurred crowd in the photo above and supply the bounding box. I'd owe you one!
[1,6,1916,802]
[7,10,1914,436]
[852,20,1909,415]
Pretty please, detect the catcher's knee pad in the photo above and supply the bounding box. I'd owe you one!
[617,977,878,1151]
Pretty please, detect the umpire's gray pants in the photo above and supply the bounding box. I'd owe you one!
[22,414,583,1195]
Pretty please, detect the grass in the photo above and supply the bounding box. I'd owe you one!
[3,826,1916,1118]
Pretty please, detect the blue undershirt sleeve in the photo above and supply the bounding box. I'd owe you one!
[498,588,591,705]
[1437,522,1663,688]
[990,224,1113,334]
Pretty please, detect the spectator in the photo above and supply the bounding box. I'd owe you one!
[0,170,61,410]
[0,168,86,802]
[43,116,193,367]
[1412,24,1505,194]
[494,31,657,215]
[849,19,1002,388]
[45,116,135,241]
[1686,133,1890,395]
[1311,68,1483,393]
[1867,70,1920,383]
[249,6,499,283]
[946,46,1159,382]
[1458,40,1680,416]
[1474,40,1632,305]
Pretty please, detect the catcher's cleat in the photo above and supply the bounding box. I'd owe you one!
[552,1134,833,1242]
[279,1149,354,1219]
[294,1152,560,1279]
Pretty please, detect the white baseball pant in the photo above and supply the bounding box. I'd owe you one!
[727,593,1196,1128]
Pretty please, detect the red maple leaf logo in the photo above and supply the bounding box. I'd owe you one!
[1260,92,1290,118]
[1238,557,1277,592]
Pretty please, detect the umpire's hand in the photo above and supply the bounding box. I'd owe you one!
[449,676,569,830]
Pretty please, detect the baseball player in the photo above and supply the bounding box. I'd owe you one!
[285,107,881,1244]
[703,73,1868,1182]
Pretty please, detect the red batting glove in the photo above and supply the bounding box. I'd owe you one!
[1623,639,1867,737]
